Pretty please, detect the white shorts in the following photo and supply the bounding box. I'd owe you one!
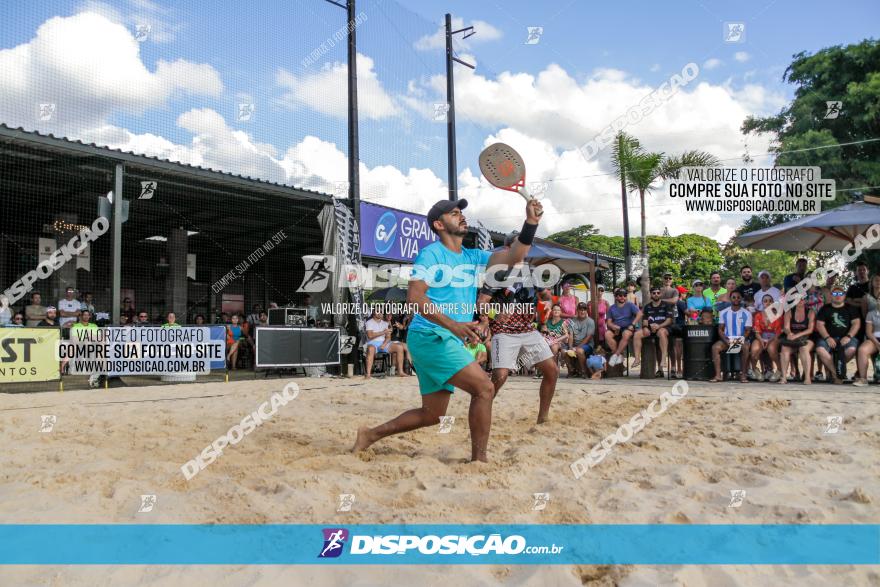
[491,330,554,370]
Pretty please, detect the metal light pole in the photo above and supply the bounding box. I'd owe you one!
[445,13,475,201]
[325,0,360,226]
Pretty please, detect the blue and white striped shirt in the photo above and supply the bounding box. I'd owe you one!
[719,307,752,337]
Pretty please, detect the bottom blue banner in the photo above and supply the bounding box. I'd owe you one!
[1,524,877,565]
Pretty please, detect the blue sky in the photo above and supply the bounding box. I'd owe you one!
[1,0,877,240]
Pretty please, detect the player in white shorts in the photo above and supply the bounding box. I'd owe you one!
[483,232,558,423]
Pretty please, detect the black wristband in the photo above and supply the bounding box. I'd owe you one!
[518,221,538,245]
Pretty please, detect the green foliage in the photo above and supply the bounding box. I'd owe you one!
[742,39,880,203]
[547,227,723,286]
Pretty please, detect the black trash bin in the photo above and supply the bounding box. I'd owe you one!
[684,325,715,380]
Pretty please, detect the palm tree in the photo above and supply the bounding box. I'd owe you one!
[610,132,641,284]
[621,145,720,301]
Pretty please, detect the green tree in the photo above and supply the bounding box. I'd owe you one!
[611,131,720,300]
[742,39,880,202]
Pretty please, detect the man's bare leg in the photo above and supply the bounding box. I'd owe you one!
[364,345,375,379]
[534,356,558,423]
[491,368,509,396]
[354,362,494,462]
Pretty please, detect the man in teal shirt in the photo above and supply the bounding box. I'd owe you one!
[354,197,543,462]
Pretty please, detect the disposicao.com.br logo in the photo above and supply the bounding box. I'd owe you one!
[317,528,563,558]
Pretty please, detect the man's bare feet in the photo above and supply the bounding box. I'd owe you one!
[352,426,376,452]
[363,374,371,380]
[591,371,603,380]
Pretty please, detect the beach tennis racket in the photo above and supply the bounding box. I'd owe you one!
[478,142,543,216]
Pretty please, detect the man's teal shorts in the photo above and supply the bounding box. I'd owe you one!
[407,327,474,394]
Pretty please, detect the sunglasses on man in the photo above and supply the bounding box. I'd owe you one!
[831,291,845,297]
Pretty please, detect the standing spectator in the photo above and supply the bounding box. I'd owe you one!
[862,274,880,315]
[670,289,688,378]
[754,271,781,311]
[120,297,136,321]
[854,303,880,386]
[38,306,58,327]
[246,304,263,328]
[783,258,808,292]
[57,287,81,330]
[845,261,870,314]
[536,289,556,327]
[24,292,47,327]
[587,284,608,344]
[704,271,727,308]
[779,297,815,385]
[633,287,672,376]
[750,293,783,381]
[815,285,860,384]
[302,294,318,325]
[605,289,642,367]
[659,272,680,306]
[736,266,761,301]
[715,278,739,314]
[558,282,578,319]
[0,296,10,325]
[709,290,752,383]
[686,280,712,319]
[80,292,96,317]
[567,302,596,378]
[625,281,641,307]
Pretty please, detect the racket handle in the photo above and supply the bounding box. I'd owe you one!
[518,185,544,216]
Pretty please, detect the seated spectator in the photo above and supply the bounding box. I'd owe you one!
[119,314,130,326]
[39,306,58,327]
[162,312,181,328]
[633,287,672,376]
[70,310,98,340]
[815,285,860,384]
[247,304,263,328]
[699,308,716,328]
[710,290,752,383]
[257,311,269,327]
[25,292,47,327]
[541,304,571,365]
[605,289,642,367]
[854,305,880,386]
[567,302,596,378]
[218,312,230,325]
[779,297,815,385]
[363,310,406,379]
[7,313,25,327]
[57,287,81,330]
[750,293,782,381]
[225,314,245,370]
[133,311,151,327]
[783,258,808,292]
[194,314,206,325]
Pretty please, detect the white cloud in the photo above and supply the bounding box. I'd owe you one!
[77,0,183,43]
[734,51,750,62]
[649,63,661,72]
[414,17,502,51]
[275,53,400,120]
[0,11,221,134]
[703,58,722,70]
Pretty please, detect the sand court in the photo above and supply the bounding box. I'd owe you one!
[0,376,878,585]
